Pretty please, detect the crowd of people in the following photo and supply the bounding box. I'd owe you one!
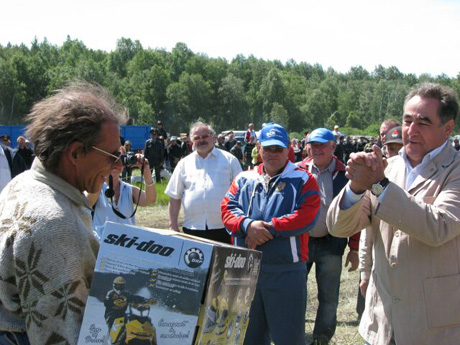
[1,81,460,345]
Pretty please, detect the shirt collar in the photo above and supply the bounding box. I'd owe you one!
[195,146,218,159]
[310,157,336,174]
[399,140,448,172]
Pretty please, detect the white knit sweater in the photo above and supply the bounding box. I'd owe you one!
[0,159,100,344]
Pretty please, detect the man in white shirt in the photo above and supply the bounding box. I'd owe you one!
[165,121,242,243]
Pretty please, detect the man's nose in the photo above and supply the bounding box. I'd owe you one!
[406,122,418,137]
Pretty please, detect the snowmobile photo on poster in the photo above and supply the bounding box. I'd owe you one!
[194,246,261,345]
[77,222,262,345]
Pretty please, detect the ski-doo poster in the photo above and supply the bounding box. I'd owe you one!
[78,222,213,345]
[194,246,261,345]
[78,222,262,345]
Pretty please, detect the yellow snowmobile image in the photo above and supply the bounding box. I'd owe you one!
[203,295,229,336]
[109,301,158,345]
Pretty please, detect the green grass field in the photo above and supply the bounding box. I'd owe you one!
[135,181,364,344]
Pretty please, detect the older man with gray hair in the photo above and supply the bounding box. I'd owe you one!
[0,81,127,345]
[165,121,242,243]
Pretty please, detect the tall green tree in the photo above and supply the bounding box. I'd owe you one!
[217,73,248,130]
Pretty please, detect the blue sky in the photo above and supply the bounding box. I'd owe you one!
[1,0,459,77]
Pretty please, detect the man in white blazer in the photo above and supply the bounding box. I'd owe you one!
[327,83,460,344]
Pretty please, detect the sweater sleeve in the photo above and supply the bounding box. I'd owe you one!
[9,213,98,345]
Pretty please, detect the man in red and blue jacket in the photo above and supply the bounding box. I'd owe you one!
[221,123,320,345]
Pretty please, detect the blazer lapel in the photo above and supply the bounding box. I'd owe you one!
[408,161,437,195]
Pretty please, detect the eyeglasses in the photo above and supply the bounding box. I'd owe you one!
[92,146,122,164]
[263,146,284,153]
[192,134,211,141]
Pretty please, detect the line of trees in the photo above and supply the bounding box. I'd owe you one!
[1,36,459,136]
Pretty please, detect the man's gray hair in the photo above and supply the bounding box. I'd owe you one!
[190,121,216,137]
[26,80,127,172]
[405,83,459,124]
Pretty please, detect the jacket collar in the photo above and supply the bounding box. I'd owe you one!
[30,159,92,209]
[257,159,295,177]
[388,142,458,194]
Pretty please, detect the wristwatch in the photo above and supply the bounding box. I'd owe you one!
[371,177,389,196]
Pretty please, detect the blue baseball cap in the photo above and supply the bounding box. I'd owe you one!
[259,123,290,148]
[307,128,336,143]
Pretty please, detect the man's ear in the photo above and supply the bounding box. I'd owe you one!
[66,141,84,165]
[444,119,455,137]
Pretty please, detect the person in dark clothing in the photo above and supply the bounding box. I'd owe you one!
[143,129,165,182]
[215,134,227,150]
[1,134,11,147]
[343,136,357,163]
[333,135,345,163]
[155,121,168,144]
[355,137,366,152]
[454,138,460,151]
[156,121,169,170]
[0,142,28,193]
[168,136,183,173]
[15,136,34,169]
[180,133,193,157]
[121,140,134,182]
[230,141,243,167]
[225,132,237,151]
[243,138,255,170]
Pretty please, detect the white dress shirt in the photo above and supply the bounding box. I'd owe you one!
[165,147,242,230]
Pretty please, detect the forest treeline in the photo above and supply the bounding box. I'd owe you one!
[1,36,459,136]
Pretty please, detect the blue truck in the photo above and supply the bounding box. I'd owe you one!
[0,125,152,151]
